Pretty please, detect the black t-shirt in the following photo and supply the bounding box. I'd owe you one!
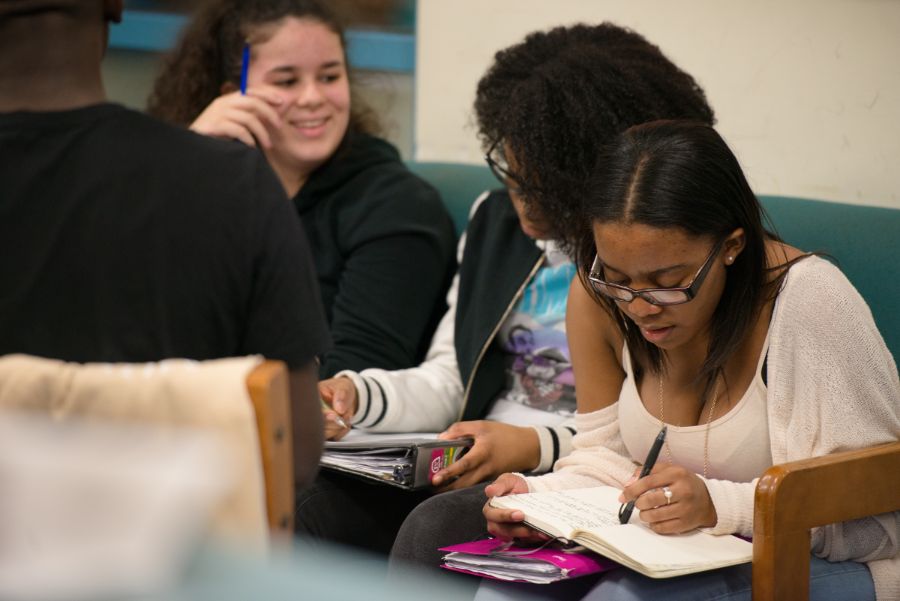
[0,103,330,369]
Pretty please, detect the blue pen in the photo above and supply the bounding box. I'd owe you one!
[618,425,667,524]
[239,43,250,95]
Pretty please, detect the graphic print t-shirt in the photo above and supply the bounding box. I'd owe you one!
[486,241,576,427]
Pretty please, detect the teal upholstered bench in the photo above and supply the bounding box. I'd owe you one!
[757,195,899,362]
[408,161,899,362]
[407,161,498,236]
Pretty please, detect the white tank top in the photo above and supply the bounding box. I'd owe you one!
[618,331,774,483]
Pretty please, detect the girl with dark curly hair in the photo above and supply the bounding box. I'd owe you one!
[305,23,715,561]
[147,0,455,380]
[475,23,714,253]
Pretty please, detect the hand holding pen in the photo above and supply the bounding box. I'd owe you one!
[321,398,349,430]
[188,42,284,148]
[618,425,667,524]
[318,377,357,440]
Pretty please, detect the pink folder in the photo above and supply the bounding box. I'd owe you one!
[439,537,618,583]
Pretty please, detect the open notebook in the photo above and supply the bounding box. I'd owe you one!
[489,486,752,579]
[321,432,472,489]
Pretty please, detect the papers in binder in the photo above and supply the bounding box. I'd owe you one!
[320,432,472,489]
[440,537,616,584]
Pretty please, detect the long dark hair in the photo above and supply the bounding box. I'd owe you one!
[474,23,715,249]
[146,0,377,134]
[576,121,777,398]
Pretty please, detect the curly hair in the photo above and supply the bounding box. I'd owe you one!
[146,0,378,134]
[474,23,715,248]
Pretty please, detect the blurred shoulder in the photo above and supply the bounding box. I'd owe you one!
[106,106,286,207]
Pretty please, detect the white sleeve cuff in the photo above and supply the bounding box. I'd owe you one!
[529,425,577,473]
[701,477,757,537]
[529,426,555,473]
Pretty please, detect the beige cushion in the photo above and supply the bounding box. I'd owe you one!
[0,354,267,548]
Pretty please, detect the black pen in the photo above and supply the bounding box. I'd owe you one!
[618,425,667,524]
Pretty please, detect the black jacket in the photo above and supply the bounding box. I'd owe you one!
[455,189,544,420]
[294,132,456,378]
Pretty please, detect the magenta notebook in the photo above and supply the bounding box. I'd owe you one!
[440,537,618,584]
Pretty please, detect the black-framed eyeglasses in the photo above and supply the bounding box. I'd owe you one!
[484,139,515,186]
[588,239,725,306]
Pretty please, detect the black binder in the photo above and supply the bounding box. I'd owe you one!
[320,434,472,489]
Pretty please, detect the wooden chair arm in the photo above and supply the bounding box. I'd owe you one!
[753,441,900,600]
[246,360,294,536]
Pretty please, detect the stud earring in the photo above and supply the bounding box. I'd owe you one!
[726,256,734,264]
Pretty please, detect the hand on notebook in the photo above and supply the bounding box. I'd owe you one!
[318,377,357,441]
[617,463,717,534]
[431,421,540,491]
[481,473,549,543]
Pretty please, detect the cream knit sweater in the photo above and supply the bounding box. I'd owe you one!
[523,257,900,599]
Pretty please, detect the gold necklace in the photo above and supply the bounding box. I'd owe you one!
[657,373,721,479]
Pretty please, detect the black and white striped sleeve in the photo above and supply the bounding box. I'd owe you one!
[530,421,577,473]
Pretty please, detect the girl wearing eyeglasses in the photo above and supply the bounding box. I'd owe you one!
[481,121,899,600]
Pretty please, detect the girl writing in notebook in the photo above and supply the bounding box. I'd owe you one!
[480,121,899,600]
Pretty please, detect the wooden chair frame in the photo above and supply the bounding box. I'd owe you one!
[753,441,900,600]
[246,360,294,536]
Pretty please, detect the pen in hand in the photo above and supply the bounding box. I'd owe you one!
[321,398,349,430]
[618,425,667,524]
[239,43,250,95]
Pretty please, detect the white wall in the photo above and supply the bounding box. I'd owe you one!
[415,0,900,208]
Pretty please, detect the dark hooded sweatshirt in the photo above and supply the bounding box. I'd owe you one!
[293,132,455,378]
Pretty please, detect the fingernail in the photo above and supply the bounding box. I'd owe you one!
[618,493,625,503]
[333,400,345,414]
[431,474,443,485]
[511,511,524,521]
